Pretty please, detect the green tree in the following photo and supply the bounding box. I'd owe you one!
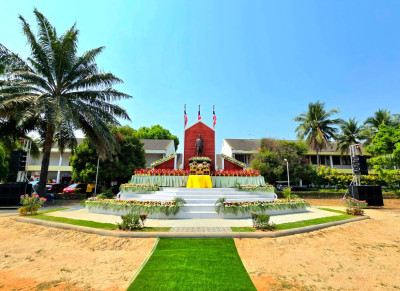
[137,125,179,150]
[335,118,369,154]
[294,101,340,167]
[70,126,145,185]
[364,109,393,143]
[251,138,314,185]
[0,144,8,182]
[0,10,131,194]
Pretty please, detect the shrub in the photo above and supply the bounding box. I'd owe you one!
[341,198,367,216]
[100,189,114,198]
[96,194,108,199]
[251,213,276,231]
[19,205,41,216]
[118,212,148,230]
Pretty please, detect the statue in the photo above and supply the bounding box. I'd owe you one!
[195,134,204,156]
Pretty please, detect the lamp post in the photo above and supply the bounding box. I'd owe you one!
[284,158,290,188]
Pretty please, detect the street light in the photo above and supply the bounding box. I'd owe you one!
[284,158,290,188]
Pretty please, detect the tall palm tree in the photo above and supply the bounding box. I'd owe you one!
[294,101,340,167]
[0,10,131,195]
[335,118,369,154]
[364,109,393,144]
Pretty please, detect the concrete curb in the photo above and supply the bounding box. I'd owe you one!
[13,215,370,238]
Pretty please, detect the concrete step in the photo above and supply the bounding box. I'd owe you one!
[181,204,216,212]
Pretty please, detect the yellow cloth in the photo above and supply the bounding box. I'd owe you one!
[186,175,213,188]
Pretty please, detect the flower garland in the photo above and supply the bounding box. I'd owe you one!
[120,183,160,192]
[215,198,310,215]
[236,184,275,192]
[189,156,212,163]
[221,154,246,168]
[150,153,176,168]
[212,169,260,177]
[85,197,186,216]
[134,169,190,176]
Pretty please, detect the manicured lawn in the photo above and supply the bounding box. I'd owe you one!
[275,214,353,230]
[231,227,255,232]
[38,208,69,214]
[128,238,256,291]
[31,215,171,232]
[318,207,347,214]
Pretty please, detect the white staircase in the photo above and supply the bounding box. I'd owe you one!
[117,188,278,219]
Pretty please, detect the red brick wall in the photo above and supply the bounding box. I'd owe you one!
[154,157,175,169]
[184,122,215,170]
[223,159,244,171]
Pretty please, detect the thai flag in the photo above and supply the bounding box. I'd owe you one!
[198,105,201,120]
[213,106,217,128]
[184,104,188,127]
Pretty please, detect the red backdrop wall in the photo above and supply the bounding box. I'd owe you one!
[154,157,175,170]
[184,122,215,170]
[223,159,243,171]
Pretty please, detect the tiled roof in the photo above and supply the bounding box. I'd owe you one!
[140,139,173,151]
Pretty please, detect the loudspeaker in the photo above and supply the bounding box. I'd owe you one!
[351,155,368,175]
[348,185,384,206]
[0,183,32,206]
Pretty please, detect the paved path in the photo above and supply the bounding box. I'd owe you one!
[44,206,340,227]
[170,227,232,232]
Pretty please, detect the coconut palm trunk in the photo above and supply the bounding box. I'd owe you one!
[37,126,54,195]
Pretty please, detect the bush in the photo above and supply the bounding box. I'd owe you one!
[341,198,367,215]
[54,193,87,200]
[19,205,41,216]
[100,189,114,199]
[251,213,276,231]
[117,213,148,231]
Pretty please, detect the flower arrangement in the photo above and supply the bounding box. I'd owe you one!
[85,197,186,216]
[221,154,246,168]
[236,184,275,192]
[134,169,189,176]
[19,193,47,216]
[150,153,177,168]
[212,169,260,177]
[189,156,212,163]
[215,198,310,215]
[341,197,367,215]
[120,183,160,192]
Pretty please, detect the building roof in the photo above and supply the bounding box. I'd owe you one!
[224,139,260,152]
[224,138,368,155]
[140,139,174,151]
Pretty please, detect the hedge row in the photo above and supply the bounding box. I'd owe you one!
[275,191,399,199]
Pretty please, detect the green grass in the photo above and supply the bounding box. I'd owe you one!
[318,207,347,214]
[128,238,256,291]
[231,227,255,232]
[37,208,69,214]
[31,214,171,232]
[275,214,353,230]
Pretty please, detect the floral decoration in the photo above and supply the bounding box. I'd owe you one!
[150,153,177,168]
[221,154,246,168]
[120,183,160,192]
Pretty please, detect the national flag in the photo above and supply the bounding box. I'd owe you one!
[198,105,201,120]
[213,105,217,128]
[184,104,188,127]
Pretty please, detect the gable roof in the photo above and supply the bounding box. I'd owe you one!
[140,139,174,151]
[225,139,260,152]
[184,121,215,132]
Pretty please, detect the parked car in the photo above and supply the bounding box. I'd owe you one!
[46,183,64,193]
[62,183,87,194]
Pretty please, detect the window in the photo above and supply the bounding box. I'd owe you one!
[310,156,317,165]
[235,154,246,163]
[342,156,351,165]
[332,156,341,165]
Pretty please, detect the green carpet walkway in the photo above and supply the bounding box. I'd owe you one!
[128,238,256,291]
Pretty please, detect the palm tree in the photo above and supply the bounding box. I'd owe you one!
[294,101,340,167]
[364,109,393,144]
[0,10,131,195]
[335,118,369,154]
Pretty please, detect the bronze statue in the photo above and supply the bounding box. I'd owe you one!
[195,134,204,156]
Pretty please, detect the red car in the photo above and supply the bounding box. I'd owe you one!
[62,183,87,194]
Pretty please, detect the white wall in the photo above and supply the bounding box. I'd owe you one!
[221,140,233,157]
[145,153,164,168]
[165,141,175,156]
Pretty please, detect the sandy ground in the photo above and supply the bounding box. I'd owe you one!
[236,199,400,291]
[0,219,156,291]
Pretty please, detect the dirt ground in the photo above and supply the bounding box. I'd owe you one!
[236,199,400,291]
[0,219,156,291]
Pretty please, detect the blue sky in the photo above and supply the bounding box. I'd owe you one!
[2,0,400,152]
